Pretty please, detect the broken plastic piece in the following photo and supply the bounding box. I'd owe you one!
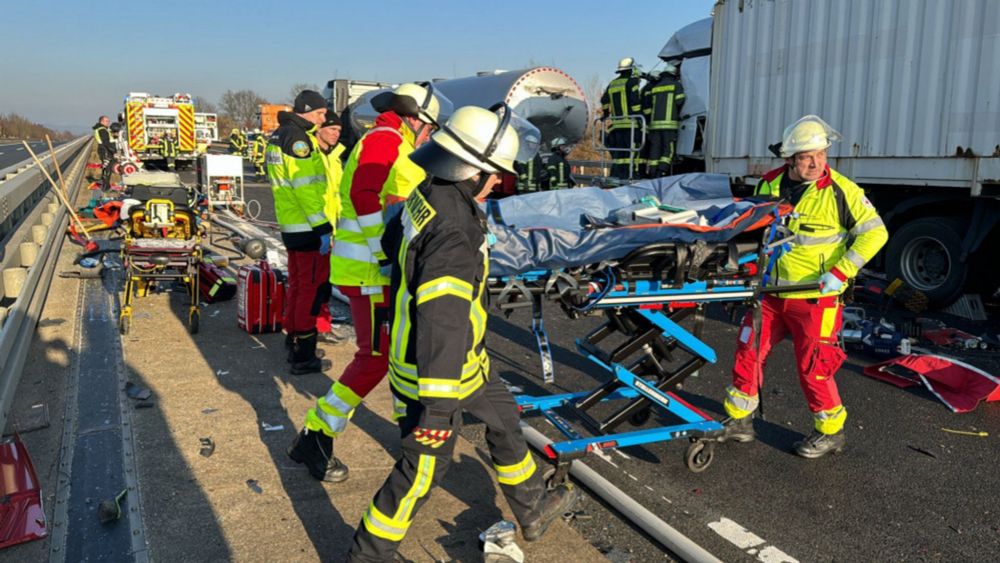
[261,423,284,432]
[940,428,988,437]
[124,382,151,401]
[246,479,263,494]
[0,436,48,548]
[199,437,215,458]
[481,519,523,563]
[201,408,218,415]
[97,488,128,524]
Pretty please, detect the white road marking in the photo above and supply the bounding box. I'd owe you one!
[707,517,798,563]
[613,449,631,460]
[627,473,638,481]
[16,147,24,151]
[660,496,672,504]
[590,446,619,468]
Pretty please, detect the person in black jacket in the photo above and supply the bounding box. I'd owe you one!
[346,105,579,561]
[92,115,116,191]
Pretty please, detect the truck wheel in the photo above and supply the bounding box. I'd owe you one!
[885,217,966,307]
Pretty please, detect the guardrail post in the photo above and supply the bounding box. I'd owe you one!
[19,243,38,267]
[31,225,47,244]
[2,267,26,299]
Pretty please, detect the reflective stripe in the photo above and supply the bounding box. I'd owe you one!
[844,249,867,269]
[306,212,327,226]
[392,398,408,421]
[795,232,846,246]
[851,217,884,235]
[289,174,326,189]
[820,306,839,339]
[495,451,536,486]
[337,217,364,235]
[311,405,349,435]
[280,223,312,233]
[390,371,419,399]
[418,379,462,398]
[814,405,847,434]
[331,240,378,263]
[362,503,409,542]
[723,385,759,419]
[357,211,384,229]
[415,277,473,305]
[395,454,436,523]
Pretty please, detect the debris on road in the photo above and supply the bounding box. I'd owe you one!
[940,428,989,437]
[907,445,938,459]
[199,437,215,458]
[246,479,263,494]
[97,489,128,524]
[863,354,1000,412]
[124,381,152,401]
[261,423,284,432]
[480,520,523,563]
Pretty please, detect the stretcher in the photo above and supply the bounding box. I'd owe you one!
[486,174,815,474]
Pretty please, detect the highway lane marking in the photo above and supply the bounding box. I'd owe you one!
[16,147,24,151]
[707,517,798,563]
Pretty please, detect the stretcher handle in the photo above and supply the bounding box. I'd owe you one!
[757,282,822,294]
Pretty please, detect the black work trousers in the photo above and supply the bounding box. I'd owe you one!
[607,128,640,179]
[347,376,545,562]
[646,128,679,177]
[98,147,114,191]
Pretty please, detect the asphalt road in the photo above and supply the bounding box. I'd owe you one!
[0,140,65,170]
[228,164,1000,561]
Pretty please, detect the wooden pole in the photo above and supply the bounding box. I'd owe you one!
[21,141,93,241]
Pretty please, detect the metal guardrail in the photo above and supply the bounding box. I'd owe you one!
[0,136,90,431]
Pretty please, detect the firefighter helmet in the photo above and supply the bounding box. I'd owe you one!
[410,105,520,181]
[779,115,842,158]
[373,82,454,126]
[662,62,679,76]
[617,57,636,72]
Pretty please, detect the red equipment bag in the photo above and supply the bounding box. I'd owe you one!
[199,262,237,303]
[237,261,285,333]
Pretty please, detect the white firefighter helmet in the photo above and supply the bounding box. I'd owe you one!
[410,105,521,181]
[617,57,636,72]
[374,82,454,125]
[662,62,679,76]
[779,115,842,158]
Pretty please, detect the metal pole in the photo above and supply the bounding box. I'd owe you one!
[519,423,723,563]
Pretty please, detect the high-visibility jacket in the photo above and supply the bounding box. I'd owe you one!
[92,123,115,156]
[253,135,268,163]
[644,74,685,130]
[160,137,178,157]
[330,111,425,290]
[546,152,574,190]
[381,177,490,425]
[515,154,546,193]
[229,131,247,154]
[600,70,642,131]
[320,143,346,239]
[266,112,331,250]
[757,165,888,299]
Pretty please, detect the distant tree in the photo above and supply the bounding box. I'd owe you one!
[192,96,218,113]
[219,89,267,129]
[286,82,321,105]
[0,113,73,141]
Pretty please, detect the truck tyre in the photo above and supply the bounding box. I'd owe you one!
[885,217,966,307]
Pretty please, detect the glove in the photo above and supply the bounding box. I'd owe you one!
[319,233,331,256]
[818,271,844,294]
[413,427,452,449]
[378,256,392,279]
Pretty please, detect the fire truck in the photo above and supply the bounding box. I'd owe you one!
[194,112,219,153]
[123,92,198,165]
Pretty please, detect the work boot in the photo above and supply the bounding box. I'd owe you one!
[290,333,328,375]
[521,483,580,542]
[318,327,348,345]
[794,430,846,459]
[286,429,349,483]
[719,415,755,443]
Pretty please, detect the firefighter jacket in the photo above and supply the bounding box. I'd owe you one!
[229,130,247,153]
[330,111,426,290]
[546,152,574,189]
[253,135,268,162]
[515,154,546,193]
[266,112,331,250]
[382,177,490,429]
[320,143,346,237]
[643,74,685,130]
[92,123,115,157]
[160,136,178,158]
[600,70,643,131]
[756,165,888,299]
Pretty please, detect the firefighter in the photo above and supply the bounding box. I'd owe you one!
[346,104,579,561]
[266,90,333,375]
[229,127,247,156]
[514,152,546,193]
[160,131,178,171]
[313,110,348,344]
[287,83,449,482]
[719,115,888,459]
[600,57,643,179]
[92,115,116,192]
[252,130,269,179]
[636,72,657,178]
[545,138,575,190]
[643,62,685,177]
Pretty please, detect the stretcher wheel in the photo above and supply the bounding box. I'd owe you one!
[119,314,130,335]
[628,407,651,426]
[122,162,138,175]
[684,441,714,473]
[188,309,200,334]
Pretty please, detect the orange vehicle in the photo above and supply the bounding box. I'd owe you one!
[257,104,292,134]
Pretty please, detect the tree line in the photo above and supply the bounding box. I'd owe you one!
[0,113,73,141]
[195,83,318,133]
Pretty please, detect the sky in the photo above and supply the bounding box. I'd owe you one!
[1,0,714,134]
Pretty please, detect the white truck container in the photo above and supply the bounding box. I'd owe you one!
[697,0,1000,305]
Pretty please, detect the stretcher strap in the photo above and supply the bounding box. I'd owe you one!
[531,292,555,384]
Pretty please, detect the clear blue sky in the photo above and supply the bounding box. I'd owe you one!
[1,0,714,134]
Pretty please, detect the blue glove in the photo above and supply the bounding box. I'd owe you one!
[319,233,331,256]
[818,271,843,294]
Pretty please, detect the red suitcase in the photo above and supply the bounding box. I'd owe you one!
[199,262,237,303]
[237,261,285,333]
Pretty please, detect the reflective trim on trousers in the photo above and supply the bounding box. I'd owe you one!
[814,405,847,434]
[723,385,759,419]
[395,454,436,524]
[494,451,536,486]
[362,502,409,542]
